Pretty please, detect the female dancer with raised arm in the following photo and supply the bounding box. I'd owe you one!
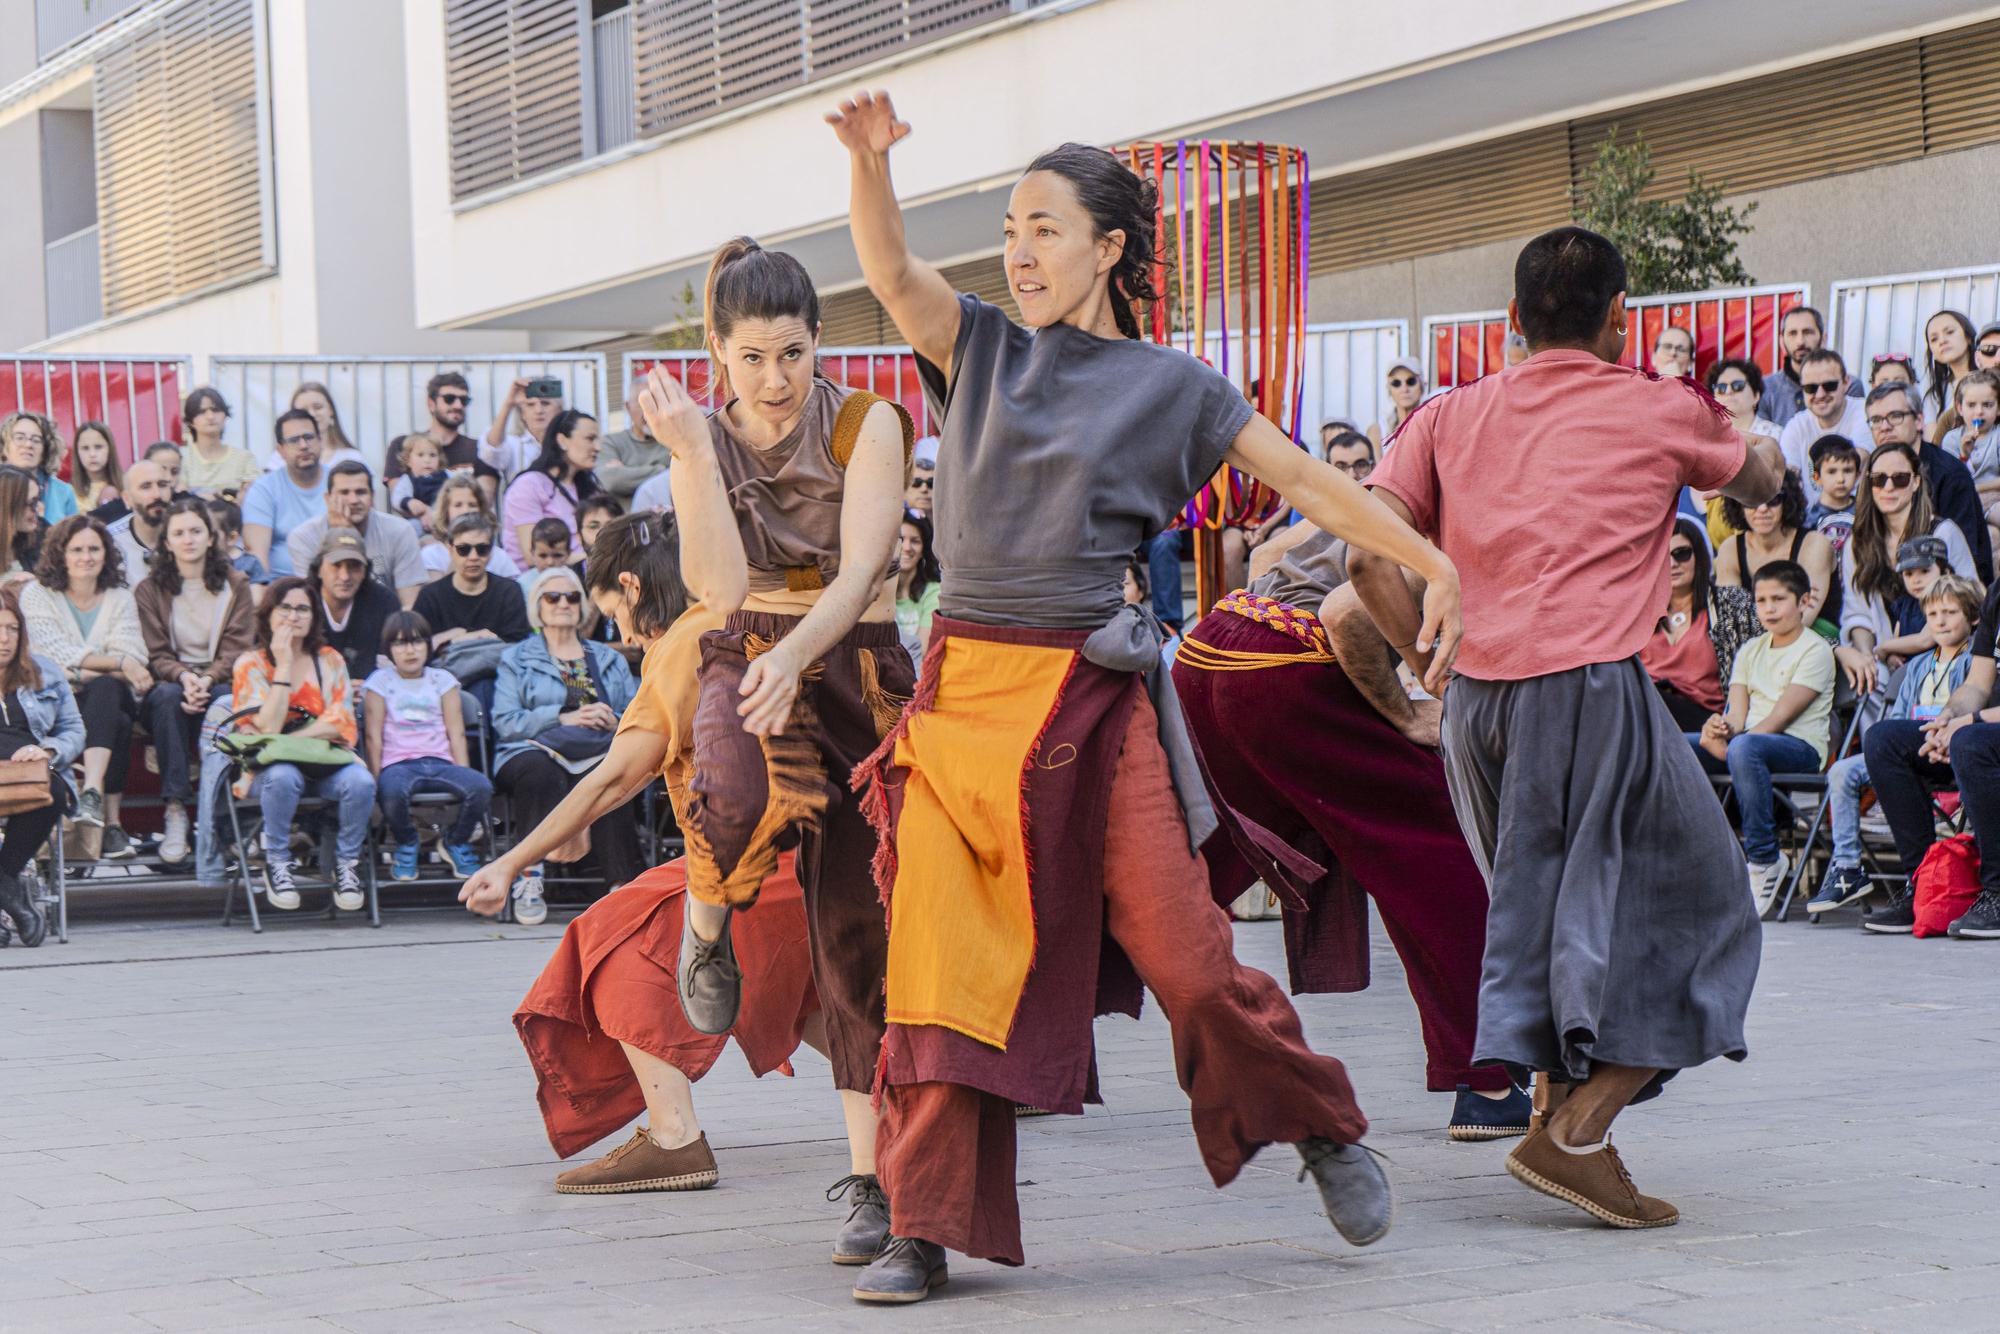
[826,90,1460,1304]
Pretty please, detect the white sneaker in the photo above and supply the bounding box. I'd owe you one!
[332,860,365,913]
[159,801,190,864]
[512,870,548,926]
[263,858,300,911]
[1747,853,1790,919]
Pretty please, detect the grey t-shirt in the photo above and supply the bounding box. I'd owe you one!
[919,293,1255,629]
[1248,528,1349,610]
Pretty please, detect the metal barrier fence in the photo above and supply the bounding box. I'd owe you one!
[0,354,190,463]
[1832,265,2000,380]
[627,350,936,436]
[1425,311,1508,389]
[207,354,609,471]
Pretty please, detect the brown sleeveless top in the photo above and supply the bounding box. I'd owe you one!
[707,377,912,595]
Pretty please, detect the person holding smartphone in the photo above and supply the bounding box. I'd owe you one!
[484,376,566,484]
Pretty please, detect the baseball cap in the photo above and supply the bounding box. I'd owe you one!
[1896,535,1949,573]
[1386,355,1423,381]
[912,434,940,468]
[316,528,368,566]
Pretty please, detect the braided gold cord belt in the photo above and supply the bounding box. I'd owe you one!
[1176,591,1336,672]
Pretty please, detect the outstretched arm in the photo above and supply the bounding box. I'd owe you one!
[1226,413,1459,691]
[828,91,961,373]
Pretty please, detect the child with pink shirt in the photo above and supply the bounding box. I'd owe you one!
[363,610,493,883]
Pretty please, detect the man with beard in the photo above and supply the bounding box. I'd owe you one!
[387,372,502,509]
[105,460,174,576]
[313,529,400,684]
[1762,306,1860,428]
[242,410,329,578]
[286,460,427,607]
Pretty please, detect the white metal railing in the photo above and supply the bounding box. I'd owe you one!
[43,225,102,336]
[592,6,635,154]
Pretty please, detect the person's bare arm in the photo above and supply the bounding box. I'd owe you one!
[639,367,748,616]
[1799,531,1834,616]
[1227,415,1459,691]
[828,91,961,374]
[242,523,273,568]
[1718,435,1786,505]
[735,404,905,736]
[1247,519,1319,584]
[363,691,386,775]
[1320,581,1436,747]
[1746,682,1821,736]
[1723,682,1750,733]
[443,686,469,768]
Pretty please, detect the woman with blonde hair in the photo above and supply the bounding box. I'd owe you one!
[279,382,366,475]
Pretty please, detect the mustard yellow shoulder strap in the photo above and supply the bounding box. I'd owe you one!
[830,390,916,469]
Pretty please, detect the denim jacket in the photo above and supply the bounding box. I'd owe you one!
[14,652,87,784]
[1888,647,1974,723]
[491,634,637,772]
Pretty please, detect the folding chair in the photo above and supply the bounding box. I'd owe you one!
[1770,705,1866,922]
[212,728,381,933]
[376,702,501,910]
[19,818,68,944]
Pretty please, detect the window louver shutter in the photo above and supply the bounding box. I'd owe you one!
[1920,20,2000,157]
[446,0,585,200]
[808,0,1010,78]
[94,0,270,319]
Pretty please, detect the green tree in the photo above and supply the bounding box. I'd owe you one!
[1571,130,1756,296]
[651,280,705,351]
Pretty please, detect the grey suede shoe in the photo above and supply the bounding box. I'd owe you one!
[852,1234,947,1304]
[676,907,741,1035]
[1296,1138,1393,1246]
[828,1174,890,1265]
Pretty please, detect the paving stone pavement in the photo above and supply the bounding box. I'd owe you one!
[5,897,2000,1332]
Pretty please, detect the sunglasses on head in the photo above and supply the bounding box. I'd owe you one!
[1712,377,1750,395]
[438,393,471,407]
[1668,546,1696,563]
[1870,469,1915,490]
[1802,379,1842,396]
[453,541,492,556]
[540,590,582,606]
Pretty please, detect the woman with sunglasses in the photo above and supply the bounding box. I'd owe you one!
[1713,467,1835,631]
[1701,359,1783,547]
[1837,441,1976,698]
[1368,355,1427,447]
[1642,518,1759,733]
[489,564,641,926]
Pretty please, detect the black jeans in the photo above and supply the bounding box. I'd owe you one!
[1862,718,2000,895]
[0,775,66,876]
[496,751,643,886]
[75,675,137,794]
[143,681,204,803]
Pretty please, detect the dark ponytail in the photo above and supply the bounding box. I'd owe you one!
[703,236,823,396]
[1024,143,1161,341]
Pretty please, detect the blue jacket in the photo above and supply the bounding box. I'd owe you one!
[13,652,86,787]
[1889,647,1974,723]
[491,634,636,772]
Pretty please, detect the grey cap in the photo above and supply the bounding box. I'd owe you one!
[1896,535,1950,573]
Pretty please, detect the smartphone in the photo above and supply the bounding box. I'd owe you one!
[525,377,564,401]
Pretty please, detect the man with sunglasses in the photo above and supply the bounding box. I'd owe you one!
[1975,322,2000,375]
[1864,381,1992,583]
[386,372,502,509]
[414,514,532,654]
[1778,350,1872,506]
[1760,306,1858,429]
[903,456,935,519]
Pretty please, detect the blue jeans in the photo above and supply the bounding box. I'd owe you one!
[1827,753,1871,867]
[375,755,492,845]
[251,762,376,865]
[196,693,237,886]
[1725,732,1821,863]
[1145,529,1184,629]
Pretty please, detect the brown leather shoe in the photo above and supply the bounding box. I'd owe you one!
[554,1128,719,1194]
[1505,1127,1678,1228]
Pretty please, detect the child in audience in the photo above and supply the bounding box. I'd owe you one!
[1805,434,1861,561]
[1876,536,1952,668]
[206,498,268,585]
[1940,370,2000,552]
[576,494,623,562]
[390,436,449,523]
[1699,560,1838,914]
[1808,573,1983,916]
[362,611,494,883]
[516,517,573,598]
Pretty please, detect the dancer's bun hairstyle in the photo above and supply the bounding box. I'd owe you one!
[703,237,822,396]
[1024,143,1161,341]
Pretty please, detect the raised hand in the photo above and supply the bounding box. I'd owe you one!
[825,89,911,156]
[636,366,711,458]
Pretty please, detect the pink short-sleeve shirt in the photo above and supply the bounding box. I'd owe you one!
[1370,349,1746,682]
[500,470,581,564]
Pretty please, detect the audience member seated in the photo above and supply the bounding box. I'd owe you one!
[1701,358,1783,546]
[104,460,172,576]
[416,514,531,717]
[1761,305,1853,427]
[1651,324,1695,379]
[19,514,150,860]
[286,460,426,608]
[0,469,47,586]
[1857,565,2000,936]
[179,387,262,500]
[278,382,366,476]
[311,529,399,686]
[1977,322,2000,374]
[66,421,122,515]
[3,413,77,522]
[1865,380,1992,581]
[1804,435,1861,562]
[386,373,502,508]
[91,443,185,526]
[419,475,522,580]
[577,494,623,562]
[896,512,939,666]
[242,410,329,579]
[1714,468,1835,629]
[231,576,374,913]
[134,498,257,865]
[1836,444,1975,699]
[905,455,935,520]
[1780,350,1870,503]
[1924,310,1978,444]
[1696,560,1837,914]
[630,465,673,515]
[592,384,667,505]
[389,433,449,524]
[481,378,564,485]
[502,409,601,566]
[1369,355,1426,445]
[1869,353,1918,397]
[1938,369,2000,554]
[1325,429,1375,482]
[490,565,642,924]
[576,495,627,647]
[205,499,268,585]
[1809,574,1982,919]
[516,518,574,598]
[1642,517,1759,731]
[363,610,492,884]
[0,588,85,947]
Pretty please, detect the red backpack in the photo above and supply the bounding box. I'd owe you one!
[1913,833,1981,937]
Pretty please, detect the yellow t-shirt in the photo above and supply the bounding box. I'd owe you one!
[1730,629,1837,764]
[182,445,264,497]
